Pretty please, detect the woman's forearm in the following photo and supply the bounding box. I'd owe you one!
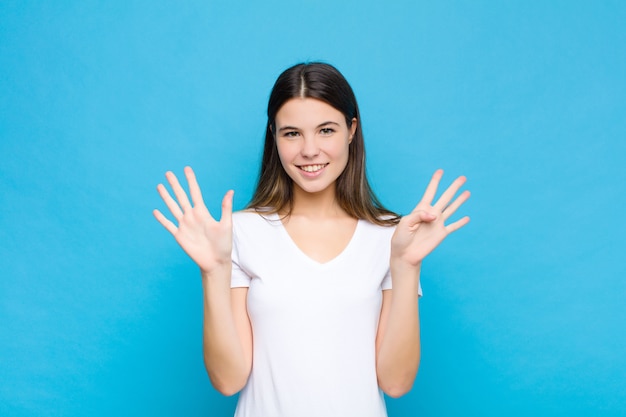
[376,261,421,398]
[201,265,252,396]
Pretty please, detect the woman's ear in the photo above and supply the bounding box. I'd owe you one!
[349,118,357,143]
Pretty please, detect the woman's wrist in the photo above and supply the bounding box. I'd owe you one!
[200,262,232,283]
[390,257,422,285]
[390,255,421,272]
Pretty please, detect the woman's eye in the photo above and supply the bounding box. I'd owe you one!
[320,128,335,135]
[284,131,300,138]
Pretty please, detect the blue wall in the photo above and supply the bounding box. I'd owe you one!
[1,1,625,416]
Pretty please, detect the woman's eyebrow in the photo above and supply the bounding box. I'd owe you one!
[317,121,340,128]
[277,121,340,132]
[277,125,299,132]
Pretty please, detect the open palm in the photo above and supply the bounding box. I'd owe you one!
[391,170,470,266]
[153,167,233,273]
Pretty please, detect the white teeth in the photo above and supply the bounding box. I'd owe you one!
[300,164,326,172]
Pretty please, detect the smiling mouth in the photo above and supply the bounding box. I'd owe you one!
[298,164,328,173]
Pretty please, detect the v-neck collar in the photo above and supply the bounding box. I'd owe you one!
[270,212,362,268]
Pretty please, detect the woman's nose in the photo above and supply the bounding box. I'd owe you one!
[301,135,320,157]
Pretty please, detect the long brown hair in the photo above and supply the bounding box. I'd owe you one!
[247,62,399,226]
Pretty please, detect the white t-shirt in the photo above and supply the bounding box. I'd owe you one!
[230,211,417,417]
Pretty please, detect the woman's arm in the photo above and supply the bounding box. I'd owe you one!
[375,170,470,397]
[202,279,252,396]
[154,166,252,395]
[375,264,421,398]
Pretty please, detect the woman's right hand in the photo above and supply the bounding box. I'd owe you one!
[153,166,233,274]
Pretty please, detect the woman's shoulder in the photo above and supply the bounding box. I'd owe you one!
[359,216,397,238]
[233,209,258,217]
[231,209,284,249]
[232,209,280,228]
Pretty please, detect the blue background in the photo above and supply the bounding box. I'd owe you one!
[1,1,625,416]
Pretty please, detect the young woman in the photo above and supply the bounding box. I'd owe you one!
[154,62,470,417]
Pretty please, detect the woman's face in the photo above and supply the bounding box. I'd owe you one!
[274,98,357,196]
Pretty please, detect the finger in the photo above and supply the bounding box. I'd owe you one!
[419,169,444,206]
[434,175,467,211]
[442,190,471,221]
[153,209,178,235]
[445,216,470,234]
[184,166,206,207]
[157,183,183,220]
[165,171,192,212]
[405,210,437,228]
[220,190,234,224]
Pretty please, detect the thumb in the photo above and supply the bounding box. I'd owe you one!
[406,210,437,227]
[220,190,234,224]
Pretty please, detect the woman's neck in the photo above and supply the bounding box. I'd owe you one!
[286,184,349,219]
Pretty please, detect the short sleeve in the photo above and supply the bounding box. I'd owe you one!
[230,222,252,288]
[381,269,423,297]
[381,268,392,291]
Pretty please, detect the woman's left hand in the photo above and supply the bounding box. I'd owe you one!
[391,169,471,267]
